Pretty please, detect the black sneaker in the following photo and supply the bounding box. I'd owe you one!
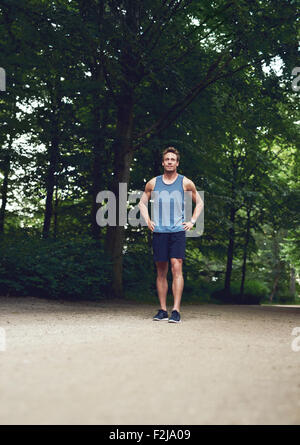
[153,309,169,321]
[168,310,181,323]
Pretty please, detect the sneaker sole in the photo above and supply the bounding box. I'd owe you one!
[168,319,181,323]
[153,318,169,321]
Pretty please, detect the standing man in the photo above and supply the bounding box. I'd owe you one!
[139,147,203,323]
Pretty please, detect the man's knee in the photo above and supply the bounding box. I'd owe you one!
[170,258,183,277]
[156,261,168,278]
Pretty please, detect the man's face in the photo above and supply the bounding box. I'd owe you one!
[162,152,179,172]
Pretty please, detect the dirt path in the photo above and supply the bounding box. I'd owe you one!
[0,296,300,425]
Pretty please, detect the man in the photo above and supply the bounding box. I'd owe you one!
[139,147,203,323]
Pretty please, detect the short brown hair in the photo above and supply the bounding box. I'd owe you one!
[162,147,180,162]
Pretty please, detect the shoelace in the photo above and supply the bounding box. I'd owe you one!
[171,310,179,318]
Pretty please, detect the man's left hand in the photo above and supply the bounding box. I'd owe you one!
[182,221,194,231]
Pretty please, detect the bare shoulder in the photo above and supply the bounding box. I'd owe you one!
[145,177,156,191]
[182,176,195,191]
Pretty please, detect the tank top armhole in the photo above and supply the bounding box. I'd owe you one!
[181,174,185,192]
[153,176,159,191]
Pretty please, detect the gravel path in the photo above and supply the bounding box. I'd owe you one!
[0,296,300,425]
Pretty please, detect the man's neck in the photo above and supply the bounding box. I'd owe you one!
[163,170,178,181]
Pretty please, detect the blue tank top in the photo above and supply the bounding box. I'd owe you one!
[152,174,185,233]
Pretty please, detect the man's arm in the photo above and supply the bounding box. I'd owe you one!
[182,178,204,231]
[138,178,156,231]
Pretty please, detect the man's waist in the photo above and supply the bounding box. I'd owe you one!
[154,226,185,233]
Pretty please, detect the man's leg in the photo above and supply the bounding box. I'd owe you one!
[170,258,184,312]
[155,261,169,311]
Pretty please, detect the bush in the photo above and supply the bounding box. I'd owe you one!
[0,233,112,299]
[275,294,297,304]
[211,279,269,304]
[123,244,156,295]
[183,276,224,301]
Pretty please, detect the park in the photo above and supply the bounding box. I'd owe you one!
[0,0,299,427]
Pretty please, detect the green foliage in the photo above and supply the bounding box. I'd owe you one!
[123,243,156,295]
[273,294,297,304]
[211,279,269,305]
[0,233,112,299]
[183,276,223,300]
[0,0,298,303]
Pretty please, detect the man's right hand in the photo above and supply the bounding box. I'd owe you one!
[148,220,156,232]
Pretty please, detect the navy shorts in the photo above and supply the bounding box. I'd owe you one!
[152,231,186,262]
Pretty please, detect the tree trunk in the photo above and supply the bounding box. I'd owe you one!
[269,229,280,303]
[91,87,109,241]
[289,266,296,298]
[42,131,60,239]
[224,205,236,296]
[269,274,280,303]
[240,207,251,300]
[224,152,238,298]
[53,181,59,239]
[0,136,12,234]
[150,144,163,276]
[105,88,134,298]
